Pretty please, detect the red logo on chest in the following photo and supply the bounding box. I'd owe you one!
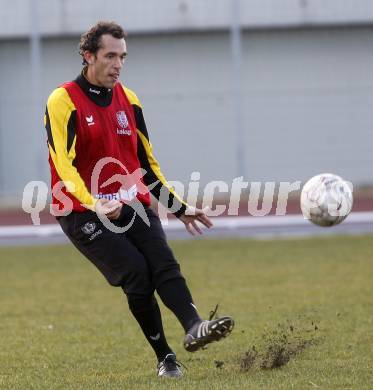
[116,110,131,136]
[116,111,129,128]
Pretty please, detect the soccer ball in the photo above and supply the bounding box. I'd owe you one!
[300,173,353,227]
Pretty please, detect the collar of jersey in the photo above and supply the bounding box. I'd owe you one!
[75,72,113,107]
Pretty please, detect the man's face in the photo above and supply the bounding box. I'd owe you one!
[85,34,127,89]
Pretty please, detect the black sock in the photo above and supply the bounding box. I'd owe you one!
[157,278,201,332]
[126,293,173,361]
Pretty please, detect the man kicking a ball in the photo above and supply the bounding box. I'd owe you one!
[45,21,234,377]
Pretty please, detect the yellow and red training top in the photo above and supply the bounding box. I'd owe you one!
[45,72,187,217]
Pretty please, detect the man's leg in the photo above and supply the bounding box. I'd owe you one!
[57,211,175,363]
[125,207,234,350]
[157,278,201,332]
[125,293,174,361]
[125,208,202,332]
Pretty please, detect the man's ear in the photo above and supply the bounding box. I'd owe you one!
[84,51,95,65]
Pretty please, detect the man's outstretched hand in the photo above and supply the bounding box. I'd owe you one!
[179,207,213,235]
[94,198,122,220]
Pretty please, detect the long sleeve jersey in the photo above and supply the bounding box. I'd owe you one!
[45,73,187,217]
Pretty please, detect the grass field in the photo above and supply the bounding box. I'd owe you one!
[0,235,372,389]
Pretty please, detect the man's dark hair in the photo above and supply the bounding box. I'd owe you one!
[79,21,126,65]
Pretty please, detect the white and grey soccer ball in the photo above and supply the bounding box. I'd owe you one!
[301,173,353,227]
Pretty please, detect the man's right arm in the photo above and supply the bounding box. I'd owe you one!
[45,87,97,210]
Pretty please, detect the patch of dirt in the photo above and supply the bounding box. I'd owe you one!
[239,316,320,371]
[240,346,258,371]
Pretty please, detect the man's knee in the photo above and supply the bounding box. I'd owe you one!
[126,293,157,313]
[119,263,154,296]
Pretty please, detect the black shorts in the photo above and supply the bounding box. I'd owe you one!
[57,205,183,296]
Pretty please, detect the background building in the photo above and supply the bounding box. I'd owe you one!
[0,0,372,204]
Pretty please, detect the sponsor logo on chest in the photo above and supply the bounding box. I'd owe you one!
[116,110,131,136]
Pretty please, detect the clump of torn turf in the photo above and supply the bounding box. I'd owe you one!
[240,316,320,371]
[240,346,258,371]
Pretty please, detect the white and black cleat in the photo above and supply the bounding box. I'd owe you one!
[183,316,235,352]
[157,353,183,378]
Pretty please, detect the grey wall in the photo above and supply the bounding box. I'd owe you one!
[0,39,45,196]
[0,26,372,199]
[2,0,373,37]
[0,38,81,197]
[127,27,373,186]
[241,27,373,184]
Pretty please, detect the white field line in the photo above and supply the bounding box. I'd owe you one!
[0,212,372,238]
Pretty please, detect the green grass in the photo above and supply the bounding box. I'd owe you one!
[0,235,372,389]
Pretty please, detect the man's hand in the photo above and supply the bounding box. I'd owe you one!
[179,207,213,235]
[94,198,122,220]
